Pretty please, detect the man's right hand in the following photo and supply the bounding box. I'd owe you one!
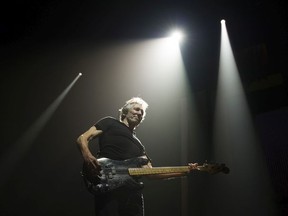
[84,153,102,173]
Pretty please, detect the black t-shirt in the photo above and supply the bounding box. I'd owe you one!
[95,116,146,160]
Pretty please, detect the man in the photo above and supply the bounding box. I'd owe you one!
[77,97,196,216]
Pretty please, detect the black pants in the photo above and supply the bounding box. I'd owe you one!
[94,187,144,216]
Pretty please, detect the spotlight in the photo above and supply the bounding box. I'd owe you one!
[79,72,82,76]
[221,19,226,24]
[170,30,184,43]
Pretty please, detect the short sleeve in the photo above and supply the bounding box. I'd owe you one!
[94,116,116,131]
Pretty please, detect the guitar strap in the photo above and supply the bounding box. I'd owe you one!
[132,133,152,163]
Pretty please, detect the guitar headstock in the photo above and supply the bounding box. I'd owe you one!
[198,163,230,174]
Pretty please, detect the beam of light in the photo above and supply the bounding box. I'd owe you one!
[208,20,278,216]
[0,73,82,191]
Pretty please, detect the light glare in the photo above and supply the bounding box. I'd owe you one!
[170,30,184,43]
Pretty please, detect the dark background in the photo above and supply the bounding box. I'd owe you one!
[0,0,287,216]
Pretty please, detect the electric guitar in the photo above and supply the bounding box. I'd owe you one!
[81,156,229,195]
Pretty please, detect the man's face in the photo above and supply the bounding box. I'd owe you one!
[126,103,144,126]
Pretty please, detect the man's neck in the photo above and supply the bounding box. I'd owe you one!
[122,119,136,131]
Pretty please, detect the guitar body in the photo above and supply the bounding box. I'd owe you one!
[82,157,148,195]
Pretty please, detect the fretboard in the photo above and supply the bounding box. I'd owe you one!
[128,166,190,176]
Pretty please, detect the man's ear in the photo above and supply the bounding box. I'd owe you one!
[122,107,129,115]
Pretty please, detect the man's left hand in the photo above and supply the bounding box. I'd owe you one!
[188,163,198,171]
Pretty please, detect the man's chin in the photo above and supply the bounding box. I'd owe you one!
[128,119,140,126]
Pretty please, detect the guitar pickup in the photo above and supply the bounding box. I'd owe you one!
[107,168,116,179]
[111,168,116,174]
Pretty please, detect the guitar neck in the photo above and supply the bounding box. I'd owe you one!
[128,166,190,176]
